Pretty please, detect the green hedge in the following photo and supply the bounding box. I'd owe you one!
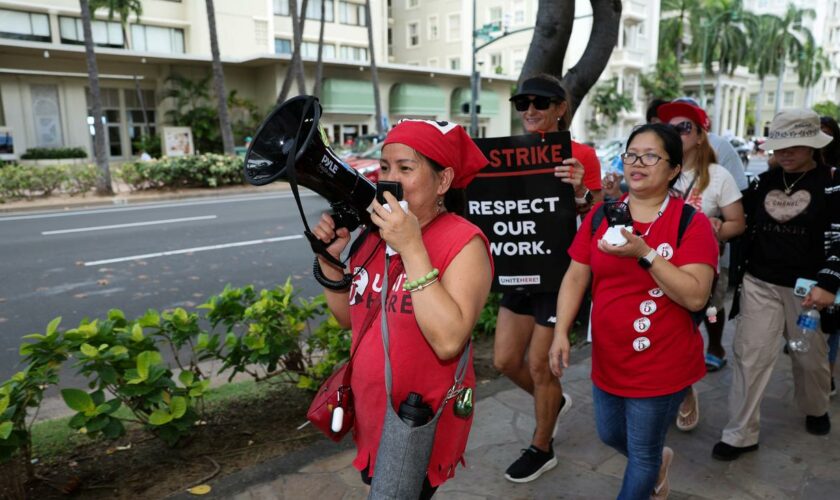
[0,163,98,202]
[20,147,88,160]
[115,154,244,190]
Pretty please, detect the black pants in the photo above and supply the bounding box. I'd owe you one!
[360,464,438,499]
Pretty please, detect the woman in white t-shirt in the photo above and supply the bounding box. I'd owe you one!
[658,101,746,431]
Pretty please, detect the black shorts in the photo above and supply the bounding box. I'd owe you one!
[500,291,559,327]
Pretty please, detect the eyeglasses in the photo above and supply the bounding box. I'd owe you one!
[512,96,556,111]
[670,120,694,136]
[620,152,669,166]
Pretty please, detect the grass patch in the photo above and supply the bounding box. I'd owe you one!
[30,379,297,459]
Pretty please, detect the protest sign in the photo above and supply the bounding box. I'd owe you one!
[467,131,576,292]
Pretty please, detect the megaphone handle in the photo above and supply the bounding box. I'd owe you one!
[305,230,345,269]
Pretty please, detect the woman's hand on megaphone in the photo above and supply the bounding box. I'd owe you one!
[371,191,421,256]
[312,212,351,265]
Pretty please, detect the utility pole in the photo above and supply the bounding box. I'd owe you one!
[469,0,479,137]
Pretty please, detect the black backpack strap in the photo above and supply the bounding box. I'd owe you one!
[676,203,696,248]
[589,204,608,238]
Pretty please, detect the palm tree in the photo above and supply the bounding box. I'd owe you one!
[689,0,755,132]
[771,4,815,114]
[747,14,782,135]
[659,0,699,63]
[797,35,830,107]
[277,0,308,103]
[313,0,327,97]
[205,0,235,155]
[364,0,383,135]
[79,0,112,195]
[89,0,150,141]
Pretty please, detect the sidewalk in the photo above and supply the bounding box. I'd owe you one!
[189,318,840,500]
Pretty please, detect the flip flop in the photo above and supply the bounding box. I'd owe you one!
[676,387,699,432]
[652,446,674,499]
[705,353,727,372]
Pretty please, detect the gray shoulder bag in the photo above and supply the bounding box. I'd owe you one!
[368,254,471,500]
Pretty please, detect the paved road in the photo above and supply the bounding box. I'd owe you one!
[0,191,332,381]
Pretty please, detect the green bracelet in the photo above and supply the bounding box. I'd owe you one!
[402,268,440,291]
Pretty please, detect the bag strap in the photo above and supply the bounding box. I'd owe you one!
[676,203,696,248]
[680,174,698,200]
[380,253,470,417]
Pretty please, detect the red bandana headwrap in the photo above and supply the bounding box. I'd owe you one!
[382,120,488,188]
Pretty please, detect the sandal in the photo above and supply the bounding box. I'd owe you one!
[676,387,699,432]
[704,353,727,372]
[651,446,674,499]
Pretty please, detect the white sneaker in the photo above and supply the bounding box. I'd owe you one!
[553,393,573,438]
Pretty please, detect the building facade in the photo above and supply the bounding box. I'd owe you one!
[0,0,514,161]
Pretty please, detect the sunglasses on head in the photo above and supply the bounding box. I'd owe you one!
[670,120,694,135]
[513,96,556,112]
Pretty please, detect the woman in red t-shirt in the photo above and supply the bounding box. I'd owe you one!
[549,123,718,499]
[312,120,493,498]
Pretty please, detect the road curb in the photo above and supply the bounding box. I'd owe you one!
[0,183,293,215]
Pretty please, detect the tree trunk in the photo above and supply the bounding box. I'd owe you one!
[134,76,150,140]
[313,0,327,97]
[522,0,623,119]
[774,57,785,116]
[80,0,113,195]
[277,0,307,103]
[205,0,235,155]
[754,77,766,137]
[365,0,383,134]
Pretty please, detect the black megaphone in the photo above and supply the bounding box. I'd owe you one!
[243,95,377,267]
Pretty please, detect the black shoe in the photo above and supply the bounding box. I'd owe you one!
[711,441,759,461]
[806,413,831,435]
[504,441,557,483]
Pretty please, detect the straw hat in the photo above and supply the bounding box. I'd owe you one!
[760,109,832,151]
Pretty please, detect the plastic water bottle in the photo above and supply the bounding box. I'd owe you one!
[398,392,433,427]
[789,306,820,353]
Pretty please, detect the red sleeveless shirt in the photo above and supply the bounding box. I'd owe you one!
[347,212,491,487]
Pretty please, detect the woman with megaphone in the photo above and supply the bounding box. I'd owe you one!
[311,119,494,498]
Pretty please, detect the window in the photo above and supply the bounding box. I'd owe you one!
[339,1,366,26]
[31,85,64,148]
[407,0,419,8]
[305,0,335,22]
[784,90,795,106]
[513,1,525,24]
[428,57,438,67]
[488,7,502,23]
[428,15,438,40]
[254,20,268,47]
[447,13,460,42]
[125,89,156,156]
[59,16,124,48]
[766,91,775,105]
[274,0,289,15]
[448,57,461,70]
[340,45,368,62]
[0,9,50,42]
[301,41,336,59]
[275,38,292,54]
[131,25,185,54]
[407,22,420,47]
[513,49,525,72]
[490,52,502,73]
[86,87,122,157]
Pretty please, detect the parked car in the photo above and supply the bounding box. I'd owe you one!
[339,133,386,160]
[345,142,382,183]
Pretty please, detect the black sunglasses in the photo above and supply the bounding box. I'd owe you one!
[670,120,694,136]
[513,96,557,112]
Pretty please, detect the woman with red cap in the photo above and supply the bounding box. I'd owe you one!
[657,100,745,432]
[312,119,494,497]
[493,74,600,483]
